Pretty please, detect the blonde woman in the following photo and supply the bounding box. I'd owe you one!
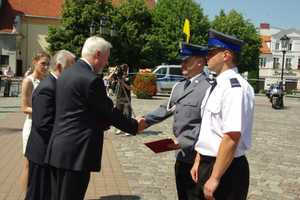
[21,50,51,195]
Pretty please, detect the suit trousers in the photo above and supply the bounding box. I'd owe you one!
[195,155,249,200]
[50,166,90,200]
[25,161,51,200]
[175,160,196,200]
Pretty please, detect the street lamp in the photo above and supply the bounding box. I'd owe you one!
[280,34,291,84]
[110,25,117,37]
[89,23,96,35]
[89,15,117,38]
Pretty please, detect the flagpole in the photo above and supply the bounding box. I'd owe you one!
[183,0,190,43]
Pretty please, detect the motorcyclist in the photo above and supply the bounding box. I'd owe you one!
[269,84,284,107]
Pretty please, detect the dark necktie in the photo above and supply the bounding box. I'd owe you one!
[209,79,217,95]
[184,79,191,90]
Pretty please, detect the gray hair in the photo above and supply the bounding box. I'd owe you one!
[81,36,112,58]
[50,50,76,71]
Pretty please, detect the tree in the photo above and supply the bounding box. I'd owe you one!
[108,0,153,72]
[46,0,114,59]
[149,0,210,66]
[211,9,262,92]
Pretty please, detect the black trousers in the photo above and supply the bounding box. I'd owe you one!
[4,80,11,97]
[25,161,51,200]
[50,166,90,200]
[195,155,249,200]
[175,160,196,200]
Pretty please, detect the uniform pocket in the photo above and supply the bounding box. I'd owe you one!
[206,100,221,114]
[182,98,199,117]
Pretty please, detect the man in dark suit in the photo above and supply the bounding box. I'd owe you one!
[140,42,211,200]
[45,36,147,200]
[25,50,76,200]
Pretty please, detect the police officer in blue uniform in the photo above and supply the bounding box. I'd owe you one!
[141,42,211,200]
[191,29,255,200]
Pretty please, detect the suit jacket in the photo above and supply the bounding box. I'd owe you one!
[144,73,211,164]
[25,73,57,166]
[45,59,138,172]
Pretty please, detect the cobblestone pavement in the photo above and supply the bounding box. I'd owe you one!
[107,94,300,200]
[0,94,300,199]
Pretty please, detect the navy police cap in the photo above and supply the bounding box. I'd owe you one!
[177,42,207,60]
[202,29,246,53]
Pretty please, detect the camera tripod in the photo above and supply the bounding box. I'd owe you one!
[113,79,136,118]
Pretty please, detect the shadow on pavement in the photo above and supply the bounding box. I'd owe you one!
[0,127,23,133]
[138,130,163,136]
[0,106,22,109]
[88,195,141,200]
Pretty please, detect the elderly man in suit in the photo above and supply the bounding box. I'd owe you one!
[45,37,147,200]
[24,50,75,200]
[139,42,211,200]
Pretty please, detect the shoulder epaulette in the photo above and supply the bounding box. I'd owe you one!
[230,78,241,88]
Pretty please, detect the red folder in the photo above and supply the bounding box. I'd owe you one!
[144,138,175,153]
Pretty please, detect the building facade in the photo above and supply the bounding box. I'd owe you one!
[0,0,155,76]
[257,23,300,90]
[0,0,62,76]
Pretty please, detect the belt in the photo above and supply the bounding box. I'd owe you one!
[200,154,216,162]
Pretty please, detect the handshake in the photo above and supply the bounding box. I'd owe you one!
[136,115,147,133]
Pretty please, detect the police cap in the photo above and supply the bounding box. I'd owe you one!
[177,42,207,60]
[202,29,246,53]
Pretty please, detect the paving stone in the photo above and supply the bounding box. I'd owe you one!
[1,95,300,199]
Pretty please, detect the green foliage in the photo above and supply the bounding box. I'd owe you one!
[286,89,293,94]
[248,70,260,93]
[261,90,267,94]
[46,0,114,58]
[45,0,261,79]
[210,9,262,91]
[150,0,210,65]
[108,0,153,71]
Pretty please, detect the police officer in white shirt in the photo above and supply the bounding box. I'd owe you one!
[190,29,255,200]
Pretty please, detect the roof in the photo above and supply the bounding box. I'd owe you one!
[0,0,155,33]
[0,0,63,33]
[260,36,272,54]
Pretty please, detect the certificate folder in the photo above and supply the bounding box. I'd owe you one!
[144,138,174,153]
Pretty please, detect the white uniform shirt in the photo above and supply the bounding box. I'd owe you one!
[4,70,14,80]
[195,67,254,157]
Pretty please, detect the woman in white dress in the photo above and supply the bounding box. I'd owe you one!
[21,50,51,195]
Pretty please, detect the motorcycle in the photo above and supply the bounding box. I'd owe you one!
[270,88,284,109]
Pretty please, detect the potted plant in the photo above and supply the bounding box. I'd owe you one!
[132,73,157,99]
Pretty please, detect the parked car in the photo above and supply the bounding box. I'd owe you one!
[152,65,185,93]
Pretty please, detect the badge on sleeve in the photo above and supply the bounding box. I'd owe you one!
[230,78,241,88]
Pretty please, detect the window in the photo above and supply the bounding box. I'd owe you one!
[155,67,167,78]
[259,57,267,68]
[275,42,280,50]
[288,43,292,51]
[286,58,292,69]
[298,58,300,69]
[273,57,280,68]
[169,67,182,76]
[169,67,184,81]
[0,55,9,66]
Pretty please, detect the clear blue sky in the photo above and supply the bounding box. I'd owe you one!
[195,0,300,30]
